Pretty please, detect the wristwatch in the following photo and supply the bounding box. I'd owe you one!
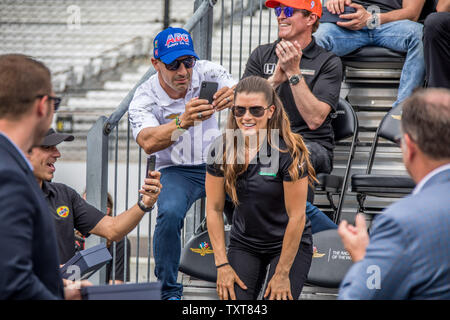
[288,73,302,85]
[137,196,154,212]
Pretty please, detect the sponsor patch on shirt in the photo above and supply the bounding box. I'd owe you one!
[301,69,316,76]
[263,64,316,77]
[56,206,70,218]
[259,171,277,177]
[264,63,277,75]
[165,112,181,120]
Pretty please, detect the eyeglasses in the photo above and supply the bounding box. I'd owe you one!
[36,95,61,112]
[274,6,296,18]
[163,56,197,71]
[232,105,271,118]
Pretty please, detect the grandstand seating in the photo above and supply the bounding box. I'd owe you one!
[351,105,416,217]
[314,98,359,224]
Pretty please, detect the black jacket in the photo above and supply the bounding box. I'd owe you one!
[0,134,64,299]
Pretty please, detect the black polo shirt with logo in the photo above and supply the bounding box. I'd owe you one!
[42,181,105,264]
[242,37,343,154]
[207,136,312,254]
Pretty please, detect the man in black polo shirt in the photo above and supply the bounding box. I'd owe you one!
[27,129,161,265]
[243,0,342,176]
[243,0,341,232]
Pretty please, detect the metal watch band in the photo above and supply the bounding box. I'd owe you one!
[138,197,154,212]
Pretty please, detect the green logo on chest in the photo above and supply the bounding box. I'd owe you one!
[258,171,277,177]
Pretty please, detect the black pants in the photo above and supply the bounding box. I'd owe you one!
[304,141,333,175]
[424,12,450,89]
[228,241,313,300]
[305,141,333,203]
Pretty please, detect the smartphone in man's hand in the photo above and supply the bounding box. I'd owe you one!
[199,81,218,104]
[146,155,156,178]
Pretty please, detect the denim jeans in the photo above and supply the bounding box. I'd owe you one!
[154,164,207,300]
[154,165,336,299]
[314,20,425,107]
[306,201,337,234]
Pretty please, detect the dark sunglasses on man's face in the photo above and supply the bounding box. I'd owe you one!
[163,56,196,71]
[275,6,296,18]
[36,95,61,112]
[232,105,271,118]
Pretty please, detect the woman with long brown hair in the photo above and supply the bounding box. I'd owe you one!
[206,76,315,300]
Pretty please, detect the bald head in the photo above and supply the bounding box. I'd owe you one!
[401,88,450,160]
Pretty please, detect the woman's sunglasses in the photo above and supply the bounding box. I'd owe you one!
[232,105,271,118]
[163,56,196,71]
[274,6,296,18]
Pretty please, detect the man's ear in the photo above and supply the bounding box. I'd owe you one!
[35,96,49,118]
[151,57,160,71]
[403,133,417,161]
[308,13,318,27]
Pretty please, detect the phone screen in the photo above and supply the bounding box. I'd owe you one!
[199,81,218,104]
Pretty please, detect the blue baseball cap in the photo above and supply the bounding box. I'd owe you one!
[153,27,199,64]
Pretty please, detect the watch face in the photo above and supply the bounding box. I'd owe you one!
[289,75,300,85]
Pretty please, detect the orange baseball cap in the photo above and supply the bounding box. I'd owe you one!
[265,0,322,18]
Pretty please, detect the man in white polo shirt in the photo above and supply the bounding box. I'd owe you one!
[129,27,236,300]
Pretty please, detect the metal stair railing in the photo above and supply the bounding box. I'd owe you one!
[84,0,217,285]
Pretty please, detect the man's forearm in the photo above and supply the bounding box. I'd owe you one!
[290,78,331,130]
[437,0,450,12]
[137,120,182,154]
[378,0,425,23]
[268,75,282,90]
[97,205,147,242]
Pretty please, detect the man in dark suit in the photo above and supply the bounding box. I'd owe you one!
[338,88,450,299]
[0,54,69,299]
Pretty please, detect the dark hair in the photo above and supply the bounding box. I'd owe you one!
[223,76,317,205]
[0,54,51,120]
[298,9,320,33]
[106,192,114,216]
[82,190,114,216]
[401,88,450,160]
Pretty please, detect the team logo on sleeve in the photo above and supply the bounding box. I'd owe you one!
[56,206,70,218]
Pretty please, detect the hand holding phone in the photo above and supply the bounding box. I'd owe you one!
[212,85,235,111]
[199,81,218,104]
